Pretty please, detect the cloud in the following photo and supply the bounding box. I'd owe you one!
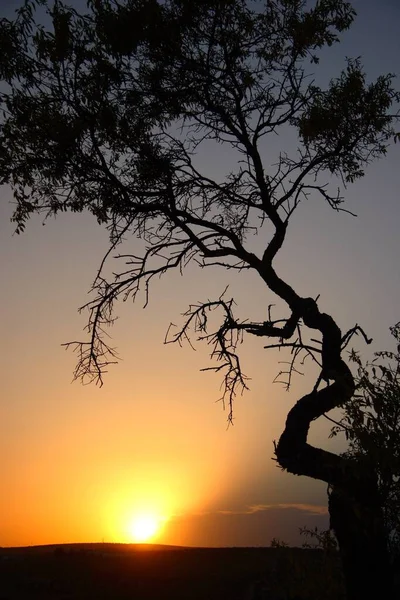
[164,503,329,547]
[216,503,328,516]
[251,503,328,516]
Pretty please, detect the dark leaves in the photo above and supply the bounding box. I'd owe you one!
[296,58,399,182]
[341,323,400,556]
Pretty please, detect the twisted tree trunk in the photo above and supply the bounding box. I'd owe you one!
[273,296,393,599]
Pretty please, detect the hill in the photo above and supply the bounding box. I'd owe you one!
[0,542,344,599]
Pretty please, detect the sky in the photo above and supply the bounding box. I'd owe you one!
[1,0,400,549]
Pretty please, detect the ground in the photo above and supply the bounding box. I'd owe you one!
[0,543,345,599]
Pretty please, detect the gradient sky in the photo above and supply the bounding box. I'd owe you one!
[1,0,400,548]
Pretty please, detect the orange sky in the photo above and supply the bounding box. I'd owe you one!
[1,0,400,548]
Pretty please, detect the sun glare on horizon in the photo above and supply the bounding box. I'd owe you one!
[128,514,162,543]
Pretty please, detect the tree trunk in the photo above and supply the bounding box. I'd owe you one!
[273,296,394,600]
[329,484,393,600]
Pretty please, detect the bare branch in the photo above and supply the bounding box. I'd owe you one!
[165,292,250,423]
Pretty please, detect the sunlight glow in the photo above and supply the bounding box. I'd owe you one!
[128,514,161,543]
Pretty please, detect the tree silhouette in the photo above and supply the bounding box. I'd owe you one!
[331,323,400,567]
[1,1,399,597]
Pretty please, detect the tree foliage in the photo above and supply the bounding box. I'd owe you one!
[331,323,400,560]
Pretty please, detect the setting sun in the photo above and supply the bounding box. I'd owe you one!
[129,515,161,543]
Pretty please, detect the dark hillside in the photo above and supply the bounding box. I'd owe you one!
[0,543,345,599]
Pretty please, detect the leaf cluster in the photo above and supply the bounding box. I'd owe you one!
[331,324,400,559]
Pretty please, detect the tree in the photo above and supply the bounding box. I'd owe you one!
[1,1,399,597]
[330,323,400,566]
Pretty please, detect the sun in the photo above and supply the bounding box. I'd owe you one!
[129,514,160,543]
